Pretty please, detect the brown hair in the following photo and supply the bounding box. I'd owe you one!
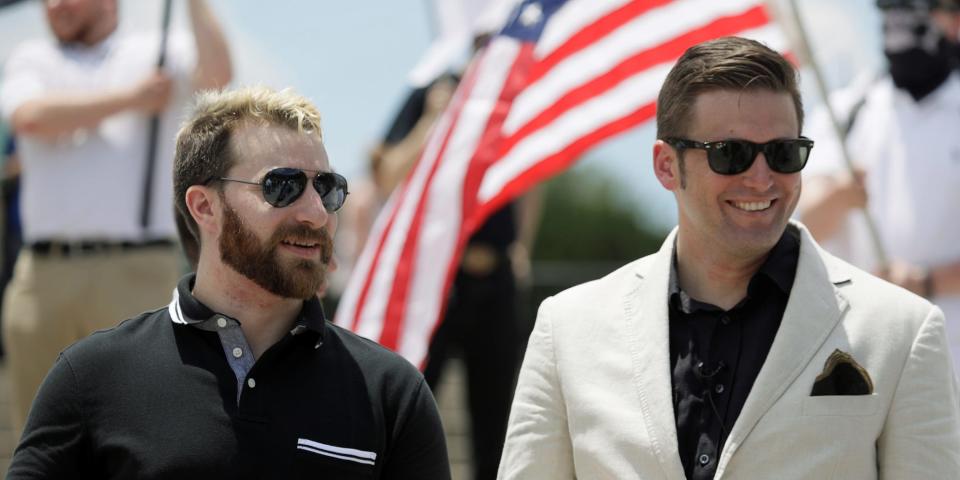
[172,86,323,251]
[656,36,803,140]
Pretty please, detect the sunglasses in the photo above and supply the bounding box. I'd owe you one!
[663,137,814,175]
[213,168,349,211]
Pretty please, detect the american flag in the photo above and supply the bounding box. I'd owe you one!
[334,0,788,367]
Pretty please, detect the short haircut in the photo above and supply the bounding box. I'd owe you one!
[656,36,803,140]
[172,86,323,247]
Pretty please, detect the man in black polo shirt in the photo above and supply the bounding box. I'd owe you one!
[7,86,451,479]
[499,37,960,478]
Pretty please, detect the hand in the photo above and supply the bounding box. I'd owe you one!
[509,243,533,287]
[425,77,456,116]
[128,72,173,114]
[876,260,929,297]
[832,167,868,211]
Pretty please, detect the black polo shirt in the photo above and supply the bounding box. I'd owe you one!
[7,274,451,479]
[669,226,800,480]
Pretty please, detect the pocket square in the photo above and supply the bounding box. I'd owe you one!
[811,349,874,396]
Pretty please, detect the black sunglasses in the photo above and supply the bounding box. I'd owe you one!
[663,137,814,175]
[212,168,349,211]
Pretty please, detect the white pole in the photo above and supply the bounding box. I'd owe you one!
[776,0,889,268]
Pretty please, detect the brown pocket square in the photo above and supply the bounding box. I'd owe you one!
[811,349,874,396]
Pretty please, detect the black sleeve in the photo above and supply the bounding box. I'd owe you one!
[381,377,451,480]
[6,353,89,479]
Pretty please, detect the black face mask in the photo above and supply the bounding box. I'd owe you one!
[883,8,954,100]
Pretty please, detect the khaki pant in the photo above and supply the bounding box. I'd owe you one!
[2,247,180,440]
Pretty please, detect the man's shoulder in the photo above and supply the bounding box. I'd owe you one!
[324,322,423,380]
[3,39,59,68]
[61,307,172,364]
[816,248,937,323]
[549,254,655,306]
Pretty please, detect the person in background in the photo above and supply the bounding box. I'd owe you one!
[0,0,232,438]
[799,0,960,374]
[499,36,960,479]
[7,86,451,479]
[363,71,540,480]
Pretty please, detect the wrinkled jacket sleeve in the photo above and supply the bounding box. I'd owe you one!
[498,297,575,479]
[7,353,88,479]
[878,306,960,477]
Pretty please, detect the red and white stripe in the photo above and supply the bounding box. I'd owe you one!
[335,0,788,368]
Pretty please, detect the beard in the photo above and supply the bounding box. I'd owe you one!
[219,203,333,299]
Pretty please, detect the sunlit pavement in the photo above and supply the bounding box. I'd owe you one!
[435,358,473,480]
[0,358,474,479]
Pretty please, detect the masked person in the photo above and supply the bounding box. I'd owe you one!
[6,87,451,479]
[799,0,960,374]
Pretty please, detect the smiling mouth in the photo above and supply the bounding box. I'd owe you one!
[730,200,773,212]
[281,239,321,249]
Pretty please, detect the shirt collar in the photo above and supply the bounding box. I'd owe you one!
[167,273,327,339]
[60,31,117,61]
[668,224,800,312]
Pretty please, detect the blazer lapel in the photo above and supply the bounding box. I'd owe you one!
[622,230,687,480]
[716,224,850,475]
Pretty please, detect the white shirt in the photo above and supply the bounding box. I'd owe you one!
[803,73,960,370]
[0,31,196,242]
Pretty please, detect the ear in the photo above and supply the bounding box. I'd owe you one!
[185,185,220,238]
[653,139,681,191]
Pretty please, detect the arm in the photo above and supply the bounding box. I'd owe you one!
[7,354,89,479]
[877,306,960,477]
[10,73,171,139]
[381,377,451,479]
[187,0,232,91]
[498,298,575,479]
[876,259,960,299]
[379,79,455,193]
[510,186,545,285]
[930,260,960,297]
[797,168,867,242]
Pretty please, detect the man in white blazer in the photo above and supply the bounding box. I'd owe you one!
[498,36,960,479]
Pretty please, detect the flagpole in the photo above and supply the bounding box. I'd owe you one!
[139,0,174,233]
[777,0,889,268]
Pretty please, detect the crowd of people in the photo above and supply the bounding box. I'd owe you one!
[0,0,958,478]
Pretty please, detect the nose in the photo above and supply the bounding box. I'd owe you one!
[292,184,330,229]
[741,152,775,191]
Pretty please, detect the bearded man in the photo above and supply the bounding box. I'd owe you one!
[6,86,451,480]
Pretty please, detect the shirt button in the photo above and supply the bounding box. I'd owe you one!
[715,384,725,394]
[247,378,256,389]
[232,347,243,358]
[720,314,731,325]
[699,454,710,466]
[217,317,227,328]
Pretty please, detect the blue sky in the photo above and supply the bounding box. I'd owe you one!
[0,0,883,230]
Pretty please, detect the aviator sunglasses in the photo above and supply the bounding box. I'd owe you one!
[663,137,814,175]
[212,168,349,211]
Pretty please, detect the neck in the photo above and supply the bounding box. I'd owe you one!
[193,255,302,358]
[675,234,769,311]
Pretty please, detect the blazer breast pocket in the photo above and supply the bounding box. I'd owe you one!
[801,393,881,417]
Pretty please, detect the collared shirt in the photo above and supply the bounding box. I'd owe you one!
[669,226,800,480]
[7,274,451,479]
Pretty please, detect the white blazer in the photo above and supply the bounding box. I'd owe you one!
[498,223,960,479]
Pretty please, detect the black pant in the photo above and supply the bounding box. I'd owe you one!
[423,257,521,480]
